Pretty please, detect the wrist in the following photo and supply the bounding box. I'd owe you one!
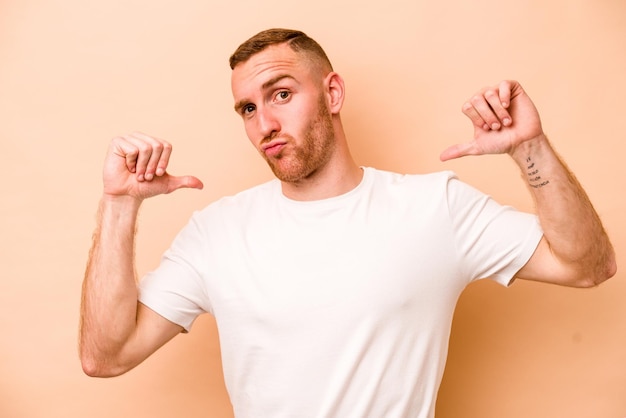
[509,133,562,190]
[100,193,142,216]
[509,133,550,166]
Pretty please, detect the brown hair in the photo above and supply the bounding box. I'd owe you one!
[229,28,333,71]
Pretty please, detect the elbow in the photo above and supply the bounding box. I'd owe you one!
[79,349,131,378]
[80,357,117,378]
[80,357,106,378]
[593,254,618,286]
[604,255,618,282]
[577,253,617,288]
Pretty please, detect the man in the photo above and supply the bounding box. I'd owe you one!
[80,28,616,417]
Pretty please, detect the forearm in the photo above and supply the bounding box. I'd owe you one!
[510,134,616,285]
[80,195,143,374]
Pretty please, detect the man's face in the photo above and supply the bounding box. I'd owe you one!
[231,43,336,183]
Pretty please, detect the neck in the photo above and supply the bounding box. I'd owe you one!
[281,124,362,201]
[281,160,363,202]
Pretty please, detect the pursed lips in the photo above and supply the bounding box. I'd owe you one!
[261,139,287,157]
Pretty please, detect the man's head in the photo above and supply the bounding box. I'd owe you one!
[229,29,347,186]
[229,28,333,72]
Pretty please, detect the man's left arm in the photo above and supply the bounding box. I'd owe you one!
[440,80,616,287]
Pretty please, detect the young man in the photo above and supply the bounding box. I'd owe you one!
[80,28,616,417]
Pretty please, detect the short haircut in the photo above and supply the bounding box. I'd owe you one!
[229,28,333,71]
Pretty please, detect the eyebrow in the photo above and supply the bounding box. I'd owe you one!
[233,74,296,114]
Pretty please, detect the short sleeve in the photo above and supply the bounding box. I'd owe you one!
[138,213,212,332]
[446,174,543,286]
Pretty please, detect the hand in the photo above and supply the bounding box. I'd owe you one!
[440,80,544,161]
[103,132,203,201]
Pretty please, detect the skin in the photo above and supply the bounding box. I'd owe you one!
[231,44,362,200]
[79,46,616,378]
[441,80,616,286]
[80,133,201,377]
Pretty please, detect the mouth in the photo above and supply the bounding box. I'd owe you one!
[261,140,287,157]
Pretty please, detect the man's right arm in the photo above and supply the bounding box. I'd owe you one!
[79,133,203,377]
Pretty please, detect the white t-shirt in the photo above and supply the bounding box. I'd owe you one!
[139,167,543,418]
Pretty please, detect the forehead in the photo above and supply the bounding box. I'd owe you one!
[231,44,312,97]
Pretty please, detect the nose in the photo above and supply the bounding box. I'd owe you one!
[257,107,280,140]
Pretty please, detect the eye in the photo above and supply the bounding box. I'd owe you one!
[242,104,256,115]
[275,90,290,102]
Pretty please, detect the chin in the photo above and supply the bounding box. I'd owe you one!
[270,163,311,183]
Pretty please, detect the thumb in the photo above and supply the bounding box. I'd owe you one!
[439,142,475,162]
[166,175,204,194]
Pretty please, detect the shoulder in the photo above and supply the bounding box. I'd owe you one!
[365,167,459,195]
[358,167,469,219]
[367,166,456,183]
[188,179,279,228]
[367,167,492,206]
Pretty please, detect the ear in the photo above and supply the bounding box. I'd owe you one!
[324,72,345,115]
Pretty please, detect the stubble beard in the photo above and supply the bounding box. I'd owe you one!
[265,97,336,183]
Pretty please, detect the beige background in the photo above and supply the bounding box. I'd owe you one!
[1,0,625,417]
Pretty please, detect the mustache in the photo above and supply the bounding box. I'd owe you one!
[261,132,293,145]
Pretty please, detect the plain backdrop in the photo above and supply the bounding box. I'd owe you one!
[1,0,625,417]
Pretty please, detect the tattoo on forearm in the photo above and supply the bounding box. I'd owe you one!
[526,157,550,188]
